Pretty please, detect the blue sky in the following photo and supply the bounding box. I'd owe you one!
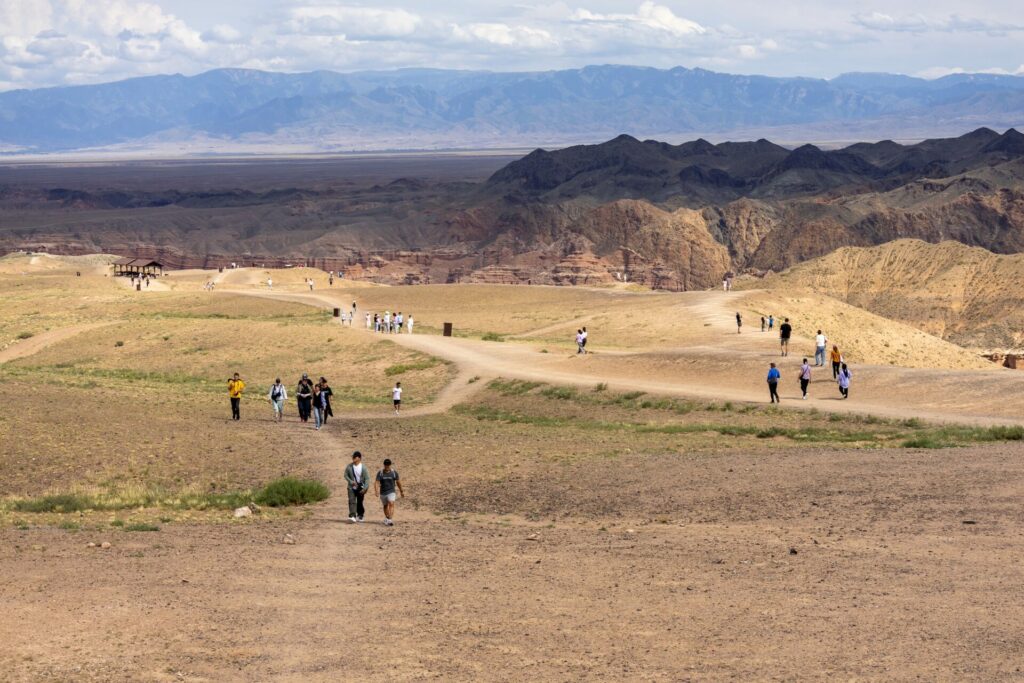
[2,0,1023,90]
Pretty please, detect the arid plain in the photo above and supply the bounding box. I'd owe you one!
[2,253,1024,680]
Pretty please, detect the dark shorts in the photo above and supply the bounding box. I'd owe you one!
[393,399,401,406]
[780,337,790,345]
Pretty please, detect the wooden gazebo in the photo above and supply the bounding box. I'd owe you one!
[113,257,164,277]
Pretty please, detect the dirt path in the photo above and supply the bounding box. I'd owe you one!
[0,322,116,364]
[221,289,1024,425]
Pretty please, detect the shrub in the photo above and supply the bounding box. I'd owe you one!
[12,493,91,513]
[125,523,160,532]
[593,383,607,392]
[114,340,125,347]
[540,386,577,400]
[255,477,330,507]
[481,332,505,342]
[16,331,34,339]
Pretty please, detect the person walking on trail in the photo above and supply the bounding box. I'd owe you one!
[768,315,774,331]
[228,373,245,420]
[392,382,403,415]
[407,315,414,334]
[838,363,852,399]
[581,326,588,350]
[296,374,313,423]
[318,377,334,424]
[814,330,828,367]
[830,345,843,381]
[365,312,371,330]
[267,277,273,290]
[268,378,287,422]
[799,359,811,400]
[761,316,766,332]
[736,312,742,334]
[312,384,325,430]
[779,318,792,357]
[576,329,586,354]
[345,451,370,523]
[767,363,781,403]
[374,458,404,526]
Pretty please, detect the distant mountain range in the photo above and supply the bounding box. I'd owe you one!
[1,66,1024,154]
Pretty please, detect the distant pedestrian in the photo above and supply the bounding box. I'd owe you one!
[814,330,828,367]
[767,362,781,403]
[345,451,369,523]
[329,274,334,286]
[768,315,774,331]
[779,318,792,357]
[267,277,273,290]
[228,373,245,420]
[374,458,404,526]
[736,312,742,334]
[392,381,402,415]
[799,359,811,399]
[319,377,334,423]
[268,377,287,421]
[407,315,414,334]
[581,326,588,350]
[296,374,313,423]
[366,312,371,330]
[312,385,324,430]
[761,316,766,332]
[838,364,852,399]
[830,345,843,380]
[576,329,586,354]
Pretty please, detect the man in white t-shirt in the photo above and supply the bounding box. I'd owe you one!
[344,451,369,522]
[407,315,414,334]
[392,382,402,415]
[814,330,828,367]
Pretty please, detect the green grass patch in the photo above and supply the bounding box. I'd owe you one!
[540,386,578,401]
[481,332,506,342]
[385,358,441,376]
[488,378,542,396]
[254,477,330,507]
[124,523,160,532]
[16,331,34,339]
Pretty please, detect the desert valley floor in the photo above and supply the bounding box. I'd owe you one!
[2,254,1024,681]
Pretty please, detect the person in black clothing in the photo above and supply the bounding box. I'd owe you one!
[736,312,742,334]
[779,318,793,357]
[318,377,334,423]
[296,373,313,422]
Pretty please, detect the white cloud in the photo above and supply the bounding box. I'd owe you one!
[570,2,705,37]
[284,5,421,40]
[451,23,556,49]
[853,11,1024,34]
[201,24,242,44]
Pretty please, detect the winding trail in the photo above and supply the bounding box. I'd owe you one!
[0,322,116,365]
[223,289,1024,426]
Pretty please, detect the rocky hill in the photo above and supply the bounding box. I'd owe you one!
[3,128,1024,293]
[746,239,1024,350]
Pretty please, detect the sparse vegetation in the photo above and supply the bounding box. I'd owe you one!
[125,523,160,532]
[254,478,330,508]
[385,358,441,376]
[481,332,506,342]
[16,331,34,339]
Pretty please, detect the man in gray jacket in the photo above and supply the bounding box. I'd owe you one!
[344,451,370,523]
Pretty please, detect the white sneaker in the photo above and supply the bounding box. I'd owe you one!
[348,516,357,523]
[357,517,363,523]
[802,396,807,400]
[384,519,393,526]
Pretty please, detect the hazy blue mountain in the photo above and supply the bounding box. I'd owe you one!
[1,65,1023,153]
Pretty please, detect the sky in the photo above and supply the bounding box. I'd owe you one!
[1,0,1023,91]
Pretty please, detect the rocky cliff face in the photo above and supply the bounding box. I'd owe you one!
[4,128,1024,292]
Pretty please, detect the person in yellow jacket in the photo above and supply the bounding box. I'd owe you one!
[228,372,245,421]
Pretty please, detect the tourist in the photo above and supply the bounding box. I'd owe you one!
[814,330,828,367]
[319,377,334,423]
[838,363,852,399]
[329,274,334,286]
[799,359,811,400]
[308,278,314,291]
[268,377,287,421]
[407,315,414,334]
[768,315,774,331]
[576,329,586,354]
[366,312,372,330]
[345,451,369,523]
[296,374,313,423]
[374,458,404,526]
[830,345,843,380]
[267,277,273,290]
[779,318,792,357]
[581,326,588,350]
[761,316,766,332]
[736,312,742,334]
[392,381,402,414]
[384,311,391,333]
[228,372,245,420]
[312,385,324,430]
[767,363,781,403]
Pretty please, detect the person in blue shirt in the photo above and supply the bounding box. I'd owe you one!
[767,362,781,403]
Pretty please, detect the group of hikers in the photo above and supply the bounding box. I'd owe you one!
[344,451,404,526]
[369,310,413,334]
[227,374,405,425]
[761,323,853,403]
[575,327,589,354]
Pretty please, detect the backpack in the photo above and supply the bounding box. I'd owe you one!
[271,386,282,400]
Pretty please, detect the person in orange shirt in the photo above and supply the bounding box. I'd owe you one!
[829,346,843,381]
[228,373,245,421]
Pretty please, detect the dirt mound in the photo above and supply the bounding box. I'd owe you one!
[746,239,1024,351]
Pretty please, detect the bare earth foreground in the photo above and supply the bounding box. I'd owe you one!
[2,257,1024,681]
